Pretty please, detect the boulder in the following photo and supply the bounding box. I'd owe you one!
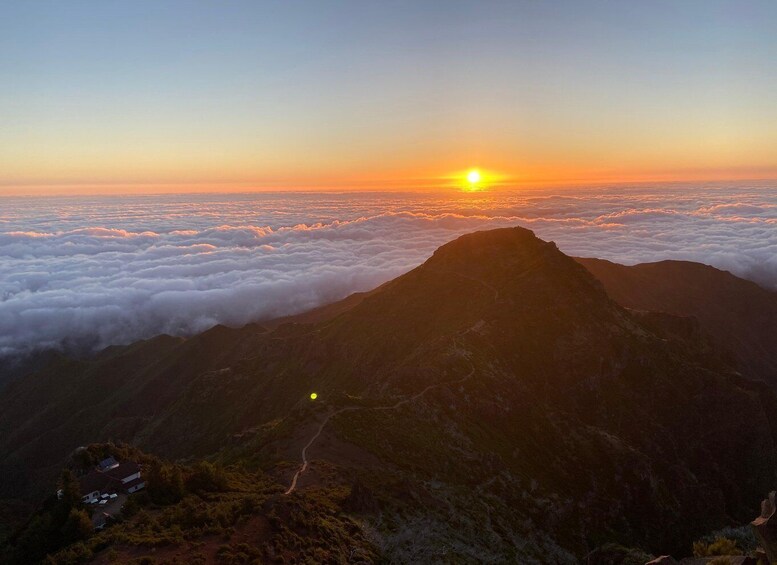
[752,491,777,564]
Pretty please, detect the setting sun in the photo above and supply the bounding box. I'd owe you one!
[450,167,504,192]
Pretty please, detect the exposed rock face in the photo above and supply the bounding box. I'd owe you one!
[752,491,777,563]
[646,557,678,565]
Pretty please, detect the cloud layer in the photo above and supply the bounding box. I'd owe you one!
[1,183,775,356]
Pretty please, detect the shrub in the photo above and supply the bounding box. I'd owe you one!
[696,526,757,554]
[122,494,140,518]
[693,536,740,557]
[187,461,229,493]
[146,463,185,505]
[61,508,93,544]
[215,542,263,564]
[42,541,92,564]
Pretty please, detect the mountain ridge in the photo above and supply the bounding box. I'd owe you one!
[2,226,777,563]
[576,256,777,384]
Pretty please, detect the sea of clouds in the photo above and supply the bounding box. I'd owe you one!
[1,182,775,357]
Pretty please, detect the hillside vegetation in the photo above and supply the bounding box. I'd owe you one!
[3,227,777,563]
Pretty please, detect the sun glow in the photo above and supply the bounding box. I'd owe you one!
[448,167,505,192]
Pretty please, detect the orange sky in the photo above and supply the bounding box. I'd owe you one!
[2,2,777,195]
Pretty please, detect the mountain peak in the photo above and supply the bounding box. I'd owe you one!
[432,225,549,253]
[426,226,558,269]
[419,226,612,310]
[321,226,621,373]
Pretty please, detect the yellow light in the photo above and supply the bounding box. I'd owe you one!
[310,392,318,400]
[444,167,506,192]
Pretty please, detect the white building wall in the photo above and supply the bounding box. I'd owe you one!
[121,471,141,484]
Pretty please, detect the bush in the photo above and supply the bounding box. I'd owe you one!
[696,526,757,554]
[121,494,140,518]
[586,543,653,565]
[186,461,229,493]
[42,541,92,564]
[693,536,740,557]
[146,463,185,505]
[215,542,263,564]
[62,508,93,544]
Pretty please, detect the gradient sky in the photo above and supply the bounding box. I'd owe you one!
[2,0,777,193]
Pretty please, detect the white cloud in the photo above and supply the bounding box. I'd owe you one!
[1,183,775,356]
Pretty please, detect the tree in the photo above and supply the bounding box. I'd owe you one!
[186,461,229,493]
[121,493,140,517]
[61,508,92,544]
[147,463,185,505]
[58,469,81,511]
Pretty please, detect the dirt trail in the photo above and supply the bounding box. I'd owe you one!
[284,362,475,495]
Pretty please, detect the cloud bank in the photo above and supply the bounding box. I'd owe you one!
[1,183,775,356]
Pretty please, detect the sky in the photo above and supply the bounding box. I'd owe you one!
[2,0,777,194]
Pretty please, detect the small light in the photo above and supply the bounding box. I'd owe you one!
[310,392,318,400]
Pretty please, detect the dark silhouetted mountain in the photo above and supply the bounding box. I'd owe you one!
[2,227,777,563]
[576,257,777,384]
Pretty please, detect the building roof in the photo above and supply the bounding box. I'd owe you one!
[97,456,119,471]
[102,461,141,481]
[79,460,142,496]
[79,470,120,495]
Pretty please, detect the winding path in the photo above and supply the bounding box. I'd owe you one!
[284,362,475,495]
[283,276,492,496]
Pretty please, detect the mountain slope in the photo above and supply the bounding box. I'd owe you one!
[576,257,777,384]
[2,227,777,562]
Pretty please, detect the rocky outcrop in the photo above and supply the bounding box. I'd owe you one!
[752,491,777,563]
[647,557,678,565]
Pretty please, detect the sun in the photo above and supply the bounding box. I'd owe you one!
[447,167,503,191]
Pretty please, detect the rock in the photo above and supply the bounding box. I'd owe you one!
[647,557,678,565]
[752,491,777,564]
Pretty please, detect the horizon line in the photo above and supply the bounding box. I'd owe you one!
[2,175,776,198]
